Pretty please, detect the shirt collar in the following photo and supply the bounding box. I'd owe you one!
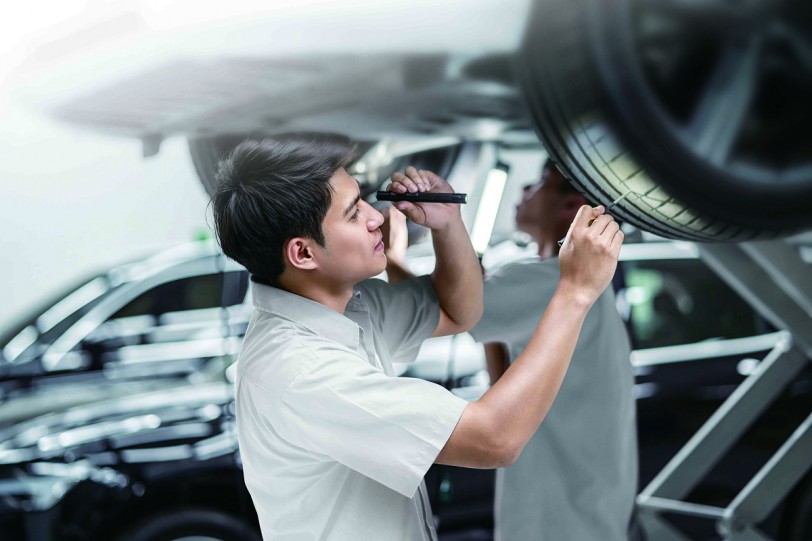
[251,282,368,351]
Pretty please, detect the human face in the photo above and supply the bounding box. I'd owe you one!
[314,168,386,288]
[514,165,568,237]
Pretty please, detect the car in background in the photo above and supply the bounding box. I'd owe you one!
[1,233,810,541]
[0,241,249,428]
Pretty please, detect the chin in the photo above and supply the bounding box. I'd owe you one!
[370,259,387,276]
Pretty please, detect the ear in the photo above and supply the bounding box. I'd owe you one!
[562,192,588,216]
[284,237,319,271]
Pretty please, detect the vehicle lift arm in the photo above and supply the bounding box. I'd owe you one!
[636,239,812,541]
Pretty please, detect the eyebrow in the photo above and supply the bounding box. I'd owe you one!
[342,193,362,217]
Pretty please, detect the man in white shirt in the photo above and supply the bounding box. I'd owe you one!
[211,133,623,540]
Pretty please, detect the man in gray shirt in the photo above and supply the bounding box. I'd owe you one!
[211,133,623,540]
[470,160,637,541]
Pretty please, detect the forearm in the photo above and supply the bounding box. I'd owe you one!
[430,216,483,330]
[481,289,589,449]
[437,288,591,467]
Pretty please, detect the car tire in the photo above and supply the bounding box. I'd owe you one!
[115,509,261,541]
[518,0,812,241]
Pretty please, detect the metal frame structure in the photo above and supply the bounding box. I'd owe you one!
[636,239,812,540]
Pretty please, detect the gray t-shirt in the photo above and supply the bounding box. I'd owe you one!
[470,256,637,541]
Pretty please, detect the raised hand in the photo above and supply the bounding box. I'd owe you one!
[557,205,623,307]
[388,166,459,231]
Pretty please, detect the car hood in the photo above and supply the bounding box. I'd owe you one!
[0,382,236,467]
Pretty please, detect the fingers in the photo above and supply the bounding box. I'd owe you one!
[390,172,434,225]
[610,225,625,255]
[589,214,615,237]
[572,204,603,229]
[561,205,600,247]
[390,167,451,195]
[388,168,455,230]
[415,168,432,188]
[569,205,623,247]
[390,166,429,193]
[419,169,446,189]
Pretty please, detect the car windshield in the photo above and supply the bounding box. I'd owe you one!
[1,273,112,365]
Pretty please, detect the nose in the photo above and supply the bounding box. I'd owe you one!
[367,203,385,231]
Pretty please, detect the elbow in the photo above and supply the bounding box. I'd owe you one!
[494,440,521,468]
[480,430,522,468]
[470,303,485,330]
[469,283,485,329]
[440,304,484,336]
[454,293,484,332]
[458,305,484,333]
[441,402,525,469]
[472,404,523,468]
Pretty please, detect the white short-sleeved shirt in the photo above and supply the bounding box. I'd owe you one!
[235,276,467,541]
[470,257,637,541]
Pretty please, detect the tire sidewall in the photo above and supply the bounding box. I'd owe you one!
[115,509,261,541]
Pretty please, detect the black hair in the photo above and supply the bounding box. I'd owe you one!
[211,133,358,284]
[542,157,581,195]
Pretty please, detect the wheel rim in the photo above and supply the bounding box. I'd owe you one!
[629,0,812,186]
[581,0,812,224]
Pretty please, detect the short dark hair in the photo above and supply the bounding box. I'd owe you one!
[211,133,358,283]
[542,157,581,195]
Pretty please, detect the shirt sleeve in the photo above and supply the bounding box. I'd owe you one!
[357,276,440,364]
[275,343,467,498]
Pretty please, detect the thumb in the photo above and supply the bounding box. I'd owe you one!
[394,201,414,213]
[394,201,425,223]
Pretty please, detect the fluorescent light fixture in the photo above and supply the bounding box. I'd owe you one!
[470,166,508,254]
